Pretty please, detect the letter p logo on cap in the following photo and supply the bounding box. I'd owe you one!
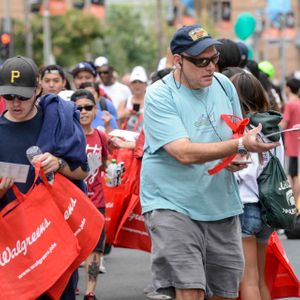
[11,70,20,83]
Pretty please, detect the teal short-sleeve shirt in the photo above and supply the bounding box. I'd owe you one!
[140,73,243,221]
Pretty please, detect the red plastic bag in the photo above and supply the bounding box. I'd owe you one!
[114,194,151,252]
[104,183,129,245]
[109,148,134,183]
[0,169,79,300]
[265,232,300,298]
[45,173,105,299]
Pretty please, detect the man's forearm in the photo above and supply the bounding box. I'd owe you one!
[164,138,239,165]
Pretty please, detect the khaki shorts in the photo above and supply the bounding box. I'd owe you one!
[144,209,244,299]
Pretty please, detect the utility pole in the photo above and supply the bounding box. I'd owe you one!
[278,13,286,89]
[43,0,53,65]
[3,0,12,57]
[156,0,164,59]
[194,0,206,22]
[24,0,33,59]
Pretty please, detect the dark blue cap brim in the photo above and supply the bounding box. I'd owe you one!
[185,38,222,57]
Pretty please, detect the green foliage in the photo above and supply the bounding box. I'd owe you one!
[13,5,160,75]
[13,9,104,68]
[102,5,159,74]
[12,5,220,75]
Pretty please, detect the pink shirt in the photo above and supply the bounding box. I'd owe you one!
[283,98,300,157]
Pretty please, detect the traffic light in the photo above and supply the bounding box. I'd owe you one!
[0,33,11,60]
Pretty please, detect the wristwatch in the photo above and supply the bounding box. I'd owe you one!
[237,137,248,156]
[57,158,67,172]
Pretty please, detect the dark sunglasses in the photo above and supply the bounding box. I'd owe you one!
[3,94,31,101]
[181,52,220,68]
[98,71,110,75]
[76,105,95,112]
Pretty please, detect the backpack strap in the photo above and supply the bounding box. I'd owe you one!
[214,75,228,97]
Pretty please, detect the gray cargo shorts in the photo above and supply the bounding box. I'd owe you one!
[144,209,244,299]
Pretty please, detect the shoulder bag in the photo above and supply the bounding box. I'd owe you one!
[257,151,297,229]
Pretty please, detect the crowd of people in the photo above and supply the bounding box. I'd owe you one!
[0,23,300,300]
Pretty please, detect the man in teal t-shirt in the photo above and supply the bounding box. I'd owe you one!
[141,25,279,300]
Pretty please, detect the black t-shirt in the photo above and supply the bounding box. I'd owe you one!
[0,108,43,207]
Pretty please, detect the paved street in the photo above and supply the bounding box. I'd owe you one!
[76,235,300,300]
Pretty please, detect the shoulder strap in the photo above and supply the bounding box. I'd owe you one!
[99,97,108,111]
[214,75,228,97]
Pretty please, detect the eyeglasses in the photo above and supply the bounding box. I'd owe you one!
[3,94,31,101]
[76,105,95,112]
[98,71,110,75]
[181,52,220,68]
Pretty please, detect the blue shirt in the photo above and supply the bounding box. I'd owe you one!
[140,73,243,221]
[92,99,118,129]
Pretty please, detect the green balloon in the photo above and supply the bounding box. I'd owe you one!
[247,45,253,59]
[234,13,256,40]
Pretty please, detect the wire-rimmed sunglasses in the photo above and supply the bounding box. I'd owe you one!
[76,105,95,112]
[3,94,31,101]
[181,52,220,68]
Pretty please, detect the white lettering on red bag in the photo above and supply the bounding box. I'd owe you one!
[74,218,86,236]
[64,197,77,220]
[0,218,51,267]
[105,202,113,208]
[127,213,144,222]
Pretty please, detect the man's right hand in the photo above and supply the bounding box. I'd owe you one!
[243,124,280,153]
[0,177,15,199]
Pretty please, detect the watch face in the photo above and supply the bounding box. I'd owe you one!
[58,158,66,169]
[238,148,248,155]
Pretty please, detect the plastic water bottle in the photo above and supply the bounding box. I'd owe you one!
[106,159,118,187]
[26,146,54,184]
[116,162,125,186]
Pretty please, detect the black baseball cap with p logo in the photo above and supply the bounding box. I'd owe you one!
[0,56,38,98]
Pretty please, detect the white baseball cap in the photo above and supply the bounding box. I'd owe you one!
[129,66,148,83]
[94,56,109,68]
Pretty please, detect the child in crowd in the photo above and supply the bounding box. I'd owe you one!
[228,70,284,300]
[71,89,108,300]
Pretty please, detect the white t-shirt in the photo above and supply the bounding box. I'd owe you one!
[235,137,284,204]
[101,81,132,110]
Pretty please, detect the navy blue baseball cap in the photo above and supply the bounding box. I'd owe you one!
[72,62,96,78]
[170,25,221,57]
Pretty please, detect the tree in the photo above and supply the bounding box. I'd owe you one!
[13,5,160,75]
[13,9,104,68]
[101,5,159,75]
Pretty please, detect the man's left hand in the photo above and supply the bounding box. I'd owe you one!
[225,162,248,173]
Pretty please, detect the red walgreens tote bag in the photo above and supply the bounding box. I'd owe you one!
[114,194,151,252]
[0,170,79,300]
[265,232,300,298]
[45,173,105,299]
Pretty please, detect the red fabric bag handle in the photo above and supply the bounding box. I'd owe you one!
[0,162,46,217]
[208,114,249,175]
